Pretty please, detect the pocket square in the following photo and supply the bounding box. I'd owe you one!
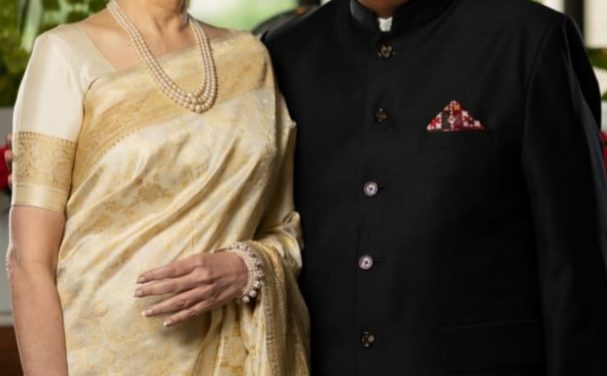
[427,100,485,133]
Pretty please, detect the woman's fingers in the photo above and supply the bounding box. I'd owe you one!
[134,273,200,298]
[163,301,211,327]
[5,134,13,173]
[142,284,213,317]
[163,289,230,327]
[137,253,207,283]
[135,258,216,297]
[4,149,13,170]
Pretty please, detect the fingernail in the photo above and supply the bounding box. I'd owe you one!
[142,309,153,317]
[137,277,146,283]
[163,320,172,327]
[133,290,143,297]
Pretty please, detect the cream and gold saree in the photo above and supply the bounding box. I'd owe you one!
[12,24,309,375]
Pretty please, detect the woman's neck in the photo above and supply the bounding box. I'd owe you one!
[115,0,189,37]
[358,0,410,18]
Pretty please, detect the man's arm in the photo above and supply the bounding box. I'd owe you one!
[522,15,607,375]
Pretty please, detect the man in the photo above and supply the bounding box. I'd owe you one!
[261,0,607,374]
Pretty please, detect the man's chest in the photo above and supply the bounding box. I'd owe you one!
[277,31,529,182]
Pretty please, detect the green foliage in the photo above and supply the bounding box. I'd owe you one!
[0,0,31,106]
[66,10,91,23]
[194,1,297,31]
[0,0,107,106]
[42,0,60,11]
[588,49,607,71]
[587,49,607,101]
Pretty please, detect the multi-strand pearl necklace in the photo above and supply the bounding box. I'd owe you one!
[107,0,217,113]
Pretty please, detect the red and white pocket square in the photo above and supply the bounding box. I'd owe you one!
[427,100,485,133]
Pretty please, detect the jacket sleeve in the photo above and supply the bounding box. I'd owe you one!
[522,15,607,375]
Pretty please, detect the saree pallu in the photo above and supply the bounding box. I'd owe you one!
[12,24,309,375]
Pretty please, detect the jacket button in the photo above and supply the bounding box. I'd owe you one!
[378,44,394,59]
[374,108,389,123]
[363,181,379,197]
[359,255,374,270]
[361,332,377,348]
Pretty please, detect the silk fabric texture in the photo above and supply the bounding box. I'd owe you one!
[12,24,309,375]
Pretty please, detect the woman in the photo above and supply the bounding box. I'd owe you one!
[6,0,310,374]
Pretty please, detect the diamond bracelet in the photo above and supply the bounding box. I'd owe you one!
[227,242,264,303]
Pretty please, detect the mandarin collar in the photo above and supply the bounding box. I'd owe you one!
[349,0,455,35]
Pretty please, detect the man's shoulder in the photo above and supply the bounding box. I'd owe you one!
[263,0,569,48]
[458,0,566,33]
[262,0,341,53]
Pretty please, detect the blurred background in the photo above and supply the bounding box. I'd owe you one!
[0,0,605,374]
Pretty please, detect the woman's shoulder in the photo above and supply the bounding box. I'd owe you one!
[76,9,124,42]
[33,20,103,69]
[195,21,268,58]
[25,24,91,86]
[196,25,277,98]
[28,18,116,94]
[210,28,274,79]
[33,23,85,56]
[197,21,235,42]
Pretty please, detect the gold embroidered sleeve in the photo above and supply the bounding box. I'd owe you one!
[12,131,77,213]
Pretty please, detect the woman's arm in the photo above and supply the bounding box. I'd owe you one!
[6,27,85,375]
[7,206,68,376]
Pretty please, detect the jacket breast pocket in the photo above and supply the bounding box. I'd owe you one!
[420,130,495,179]
[438,319,545,373]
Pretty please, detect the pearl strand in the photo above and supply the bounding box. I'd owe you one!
[108,1,208,103]
[108,1,215,112]
[107,0,217,113]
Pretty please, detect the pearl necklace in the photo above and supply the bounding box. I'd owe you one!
[107,0,217,113]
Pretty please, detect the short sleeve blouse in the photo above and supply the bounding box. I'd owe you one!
[12,30,86,213]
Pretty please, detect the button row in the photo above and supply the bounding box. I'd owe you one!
[359,41,389,355]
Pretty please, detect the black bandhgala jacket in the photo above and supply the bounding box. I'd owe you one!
[262,0,607,374]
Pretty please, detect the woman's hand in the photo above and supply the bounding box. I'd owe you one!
[135,252,248,327]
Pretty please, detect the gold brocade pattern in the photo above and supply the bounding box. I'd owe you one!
[13,26,309,375]
[73,35,273,187]
[13,131,76,188]
[12,131,77,212]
